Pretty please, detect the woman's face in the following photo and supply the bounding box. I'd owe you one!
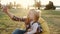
[25,10,35,25]
[28,11,35,20]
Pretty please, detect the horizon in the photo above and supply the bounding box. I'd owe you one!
[0,0,60,8]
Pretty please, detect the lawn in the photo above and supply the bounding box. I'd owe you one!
[41,10,60,34]
[0,9,60,34]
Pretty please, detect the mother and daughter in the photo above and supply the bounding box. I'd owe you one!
[3,6,42,34]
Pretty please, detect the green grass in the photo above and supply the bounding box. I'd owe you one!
[0,9,27,34]
[0,9,60,34]
[41,10,60,34]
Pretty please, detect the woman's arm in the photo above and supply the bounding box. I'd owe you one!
[3,6,13,19]
[3,6,26,22]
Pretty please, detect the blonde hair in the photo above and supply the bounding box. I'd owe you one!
[29,9,41,21]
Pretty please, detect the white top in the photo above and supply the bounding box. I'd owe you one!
[26,21,39,34]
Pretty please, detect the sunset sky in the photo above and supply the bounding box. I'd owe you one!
[0,0,60,8]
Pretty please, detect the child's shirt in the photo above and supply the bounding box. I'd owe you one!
[26,21,39,34]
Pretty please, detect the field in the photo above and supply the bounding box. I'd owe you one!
[0,9,60,34]
[41,10,60,34]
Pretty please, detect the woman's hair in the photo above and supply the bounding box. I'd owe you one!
[29,9,40,22]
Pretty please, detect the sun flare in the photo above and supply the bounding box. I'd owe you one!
[1,0,60,8]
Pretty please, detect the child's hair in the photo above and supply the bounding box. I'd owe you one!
[29,9,40,22]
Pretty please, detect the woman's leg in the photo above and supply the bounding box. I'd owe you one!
[12,29,26,34]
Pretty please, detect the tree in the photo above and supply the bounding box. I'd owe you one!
[0,0,2,9]
[16,4,21,8]
[44,1,56,10]
[7,2,13,9]
[33,0,41,9]
[0,3,2,9]
[36,1,41,9]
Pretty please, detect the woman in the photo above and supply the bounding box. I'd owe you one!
[3,6,42,34]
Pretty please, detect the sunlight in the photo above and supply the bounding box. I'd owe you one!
[1,0,60,8]
[40,0,49,5]
[1,0,34,8]
[14,0,34,8]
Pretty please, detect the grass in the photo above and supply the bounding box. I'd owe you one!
[0,9,27,34]
[41,10,60,34]
[0,9,60,34]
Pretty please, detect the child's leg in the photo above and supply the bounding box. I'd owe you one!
[12,29,26,34]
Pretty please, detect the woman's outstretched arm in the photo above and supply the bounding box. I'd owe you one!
[3,6,26,22]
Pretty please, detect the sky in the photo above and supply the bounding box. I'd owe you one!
[41,0,60,6]
[0,0,60,8]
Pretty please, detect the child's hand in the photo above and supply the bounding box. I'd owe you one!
[3,6,9,13]
[27,29,31,32]
[24,32,27,34]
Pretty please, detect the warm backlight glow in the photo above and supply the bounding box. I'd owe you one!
[1,0,60,8]
[1,0,34,8]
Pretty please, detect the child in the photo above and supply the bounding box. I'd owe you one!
[3,6,42,34]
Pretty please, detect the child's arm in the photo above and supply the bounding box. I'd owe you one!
[3,6,26,22]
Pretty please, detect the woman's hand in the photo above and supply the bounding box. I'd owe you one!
[3,6,9,13]
[2,6,14,19]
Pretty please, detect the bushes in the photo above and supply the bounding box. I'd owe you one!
[44,1,56,10]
